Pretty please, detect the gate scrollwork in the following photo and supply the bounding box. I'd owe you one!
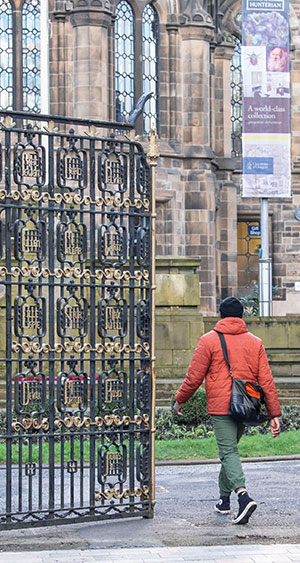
[0,110,155,529]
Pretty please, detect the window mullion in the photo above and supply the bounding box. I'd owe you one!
[142,4,159,135]
[13,5,23,110]
[134,16,143,135]
[40,0,49,114]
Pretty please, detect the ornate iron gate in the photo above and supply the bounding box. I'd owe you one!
[0,110,157,529]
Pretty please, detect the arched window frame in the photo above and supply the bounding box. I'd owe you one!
[0,0,49,113]
[114,0,135,123]
[0,0,13,110]
[114,0,159,135]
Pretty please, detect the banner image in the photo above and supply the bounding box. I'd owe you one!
[242,0,291,197]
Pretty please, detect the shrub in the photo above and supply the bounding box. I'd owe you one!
[171,387,208,425]
[0,410,5,435]
[241,283,278,317]
[155,409,213,440]
[279,405,300,432]
[155,401,300,441]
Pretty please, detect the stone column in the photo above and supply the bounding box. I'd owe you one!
[178,2,214,147]
[166,23,181,145]
[213,44,235,157]
[70,0,113,120]
[213,43,238,301]
[219,180,238,299]
[51,7,67,117]
[176,5,217,312]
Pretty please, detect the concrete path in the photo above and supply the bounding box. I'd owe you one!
[0,459,299,555]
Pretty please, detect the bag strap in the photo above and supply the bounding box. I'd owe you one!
[214,330,233,379]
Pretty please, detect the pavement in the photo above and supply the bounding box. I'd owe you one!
[0,459,300,562]
[1,544,300,562]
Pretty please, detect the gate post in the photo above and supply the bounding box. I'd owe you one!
[148,124,160,512]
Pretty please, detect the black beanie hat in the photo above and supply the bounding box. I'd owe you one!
[219,296,244,318]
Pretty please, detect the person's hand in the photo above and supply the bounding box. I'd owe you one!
[270,417,280,438]
[173,400,183,417]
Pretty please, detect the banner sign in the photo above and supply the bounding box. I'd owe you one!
[242,0,291,197]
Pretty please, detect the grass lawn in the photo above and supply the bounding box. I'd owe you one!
[0,430,299,464]
[155,429,300,462]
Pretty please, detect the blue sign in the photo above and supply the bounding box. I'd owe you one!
[248,225,261,237]
[243,157,274,175]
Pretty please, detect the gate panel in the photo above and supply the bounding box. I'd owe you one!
[0,112,154,528]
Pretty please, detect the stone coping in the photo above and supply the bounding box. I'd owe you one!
[156,454,300,466]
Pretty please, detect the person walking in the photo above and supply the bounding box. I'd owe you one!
[173,296,281,525]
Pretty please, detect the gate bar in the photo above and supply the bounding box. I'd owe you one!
[0,109,134,131]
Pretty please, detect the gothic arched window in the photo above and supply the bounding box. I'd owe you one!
[115,1,159,134]
[22,0,41,112]
[231,34,242,157]
[0,0,48,113]
[115,0,135,122]
[0,0,13,110]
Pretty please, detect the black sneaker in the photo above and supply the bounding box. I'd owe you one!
[232,491,257,524]
[215,495,230,514]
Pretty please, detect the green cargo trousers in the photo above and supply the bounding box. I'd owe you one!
[211,414,246,496]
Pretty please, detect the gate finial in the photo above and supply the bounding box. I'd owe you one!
[1,115,16,129]
[148,121,160,162]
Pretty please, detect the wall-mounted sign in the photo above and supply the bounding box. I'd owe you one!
[248,224,261,236]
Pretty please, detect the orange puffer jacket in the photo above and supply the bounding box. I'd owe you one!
[175,317,281,418]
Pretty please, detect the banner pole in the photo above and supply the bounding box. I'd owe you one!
[259,197,272,316]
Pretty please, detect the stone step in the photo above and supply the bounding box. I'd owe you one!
[155,377,300,407]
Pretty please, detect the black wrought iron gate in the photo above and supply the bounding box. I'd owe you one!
[0,110,156,529]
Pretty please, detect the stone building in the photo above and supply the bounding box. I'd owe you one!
[2,0,300,315]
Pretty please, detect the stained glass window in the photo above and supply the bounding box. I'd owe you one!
[142,4,159,134]
[231,35,242,157]
[237,220,261,289]
[115,1,135,122]
[0,0,43,112]
[115,2,159,134]
[0,0,13,110]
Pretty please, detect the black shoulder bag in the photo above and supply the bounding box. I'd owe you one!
[215,331,267,426]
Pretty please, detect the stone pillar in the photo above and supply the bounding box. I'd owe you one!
[51,7,67,117]
[213,43,238,302]
[70,0,113,120]
[166,23,181,144]
[219,180,238,299]
[213,44,235,157]
[176,5,217,312]
[177,0,214,147]
[155,257,203,406]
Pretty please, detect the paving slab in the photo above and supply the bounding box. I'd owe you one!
[1,544,300,563]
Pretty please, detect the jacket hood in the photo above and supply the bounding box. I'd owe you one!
[214,317,248,335]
